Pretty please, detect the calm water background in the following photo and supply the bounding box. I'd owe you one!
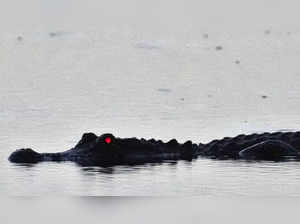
[2,0,300,197]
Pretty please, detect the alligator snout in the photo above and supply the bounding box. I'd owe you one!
[8,148,42,163]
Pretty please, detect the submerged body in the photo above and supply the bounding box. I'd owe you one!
[8,132,300,166]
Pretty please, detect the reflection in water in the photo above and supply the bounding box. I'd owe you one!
[3,158,300,196]
[13,163,37,169]
[79,161,180,175]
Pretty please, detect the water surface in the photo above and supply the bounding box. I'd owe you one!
[2,0,300,196]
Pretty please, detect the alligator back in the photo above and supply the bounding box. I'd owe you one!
[200,132,300,159]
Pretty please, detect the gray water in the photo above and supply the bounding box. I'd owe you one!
[2,0,300,197]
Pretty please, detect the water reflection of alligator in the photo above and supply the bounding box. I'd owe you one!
[8,132,300,166]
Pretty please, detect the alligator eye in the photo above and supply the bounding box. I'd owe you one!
[105,137,111,144]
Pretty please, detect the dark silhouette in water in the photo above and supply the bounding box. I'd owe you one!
[8,131,300,166]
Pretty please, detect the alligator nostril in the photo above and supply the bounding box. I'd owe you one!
[8,148,41,163]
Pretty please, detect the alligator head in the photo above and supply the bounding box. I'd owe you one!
[8,132,198,166]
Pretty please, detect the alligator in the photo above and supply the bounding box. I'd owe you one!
[8,131,300,166]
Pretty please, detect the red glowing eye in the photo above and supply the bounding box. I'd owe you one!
[105,137,111,144]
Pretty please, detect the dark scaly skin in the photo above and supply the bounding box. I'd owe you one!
[8,131,300,166]
[199,132,300,159]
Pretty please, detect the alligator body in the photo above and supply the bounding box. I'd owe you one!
[8,132,300,166]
